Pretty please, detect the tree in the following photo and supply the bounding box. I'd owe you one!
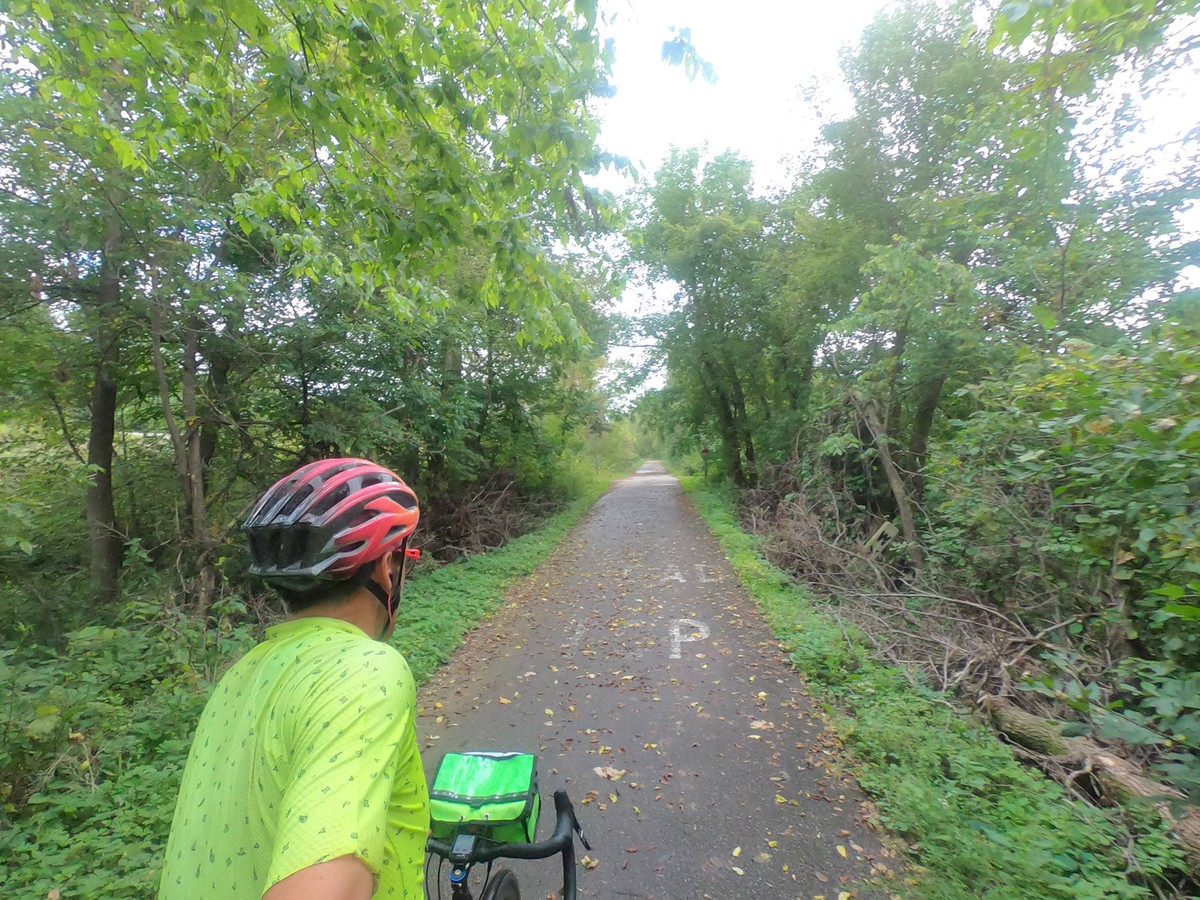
[635,149,769,486]
[0,0,618,606]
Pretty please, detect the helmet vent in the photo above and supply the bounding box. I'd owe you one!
[311,482,352,517]
[278,483,315,519]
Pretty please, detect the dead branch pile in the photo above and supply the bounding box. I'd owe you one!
[743,482,1044,698]
[424,473,560,561]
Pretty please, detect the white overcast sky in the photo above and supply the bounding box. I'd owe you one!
[593,0,893,194]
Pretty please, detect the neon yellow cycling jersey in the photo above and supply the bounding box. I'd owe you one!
[159,617,428,898]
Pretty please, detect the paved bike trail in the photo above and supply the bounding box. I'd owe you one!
[417,463,892,898]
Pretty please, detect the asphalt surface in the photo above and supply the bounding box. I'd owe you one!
[418,462,891,899]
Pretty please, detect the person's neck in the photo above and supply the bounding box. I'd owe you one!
[290,587,385,639]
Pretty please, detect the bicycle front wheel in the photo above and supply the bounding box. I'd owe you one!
[481,868,521,900]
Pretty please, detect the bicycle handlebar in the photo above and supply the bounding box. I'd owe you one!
[427,790,590,900]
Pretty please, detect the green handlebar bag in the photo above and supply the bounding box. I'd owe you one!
[429,751,541,843]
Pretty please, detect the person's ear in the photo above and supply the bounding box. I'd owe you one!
[371,551,394,587]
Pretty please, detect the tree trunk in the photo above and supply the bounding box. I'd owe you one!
[702,358,745,486]
[86,215,124,605]
[727,366,757,486]
[886,316,910,436]
[788,352,816,417]
[853,390,924,572]
[981,696,1200,880]
[199,318,235,470]
[181,315,208,545]
[907,372,948,501]
[183,315,219,612]
[151,303,218,612]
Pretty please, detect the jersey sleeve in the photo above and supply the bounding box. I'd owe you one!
[264,645,416,892]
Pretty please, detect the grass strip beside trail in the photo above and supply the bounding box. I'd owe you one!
[396,480,608,683]
[680,477,1183,900]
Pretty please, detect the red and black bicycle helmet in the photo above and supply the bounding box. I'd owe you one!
[244,458,419,595]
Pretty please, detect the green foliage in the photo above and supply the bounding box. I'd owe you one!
[682,477,1186,897]
[930,333,1200,662]
[0,484,608,897]
[990,0,1200,85]
[0,0,625,617]
[0,596,253,898]
[632,149,771,485]
[1,0,615,323]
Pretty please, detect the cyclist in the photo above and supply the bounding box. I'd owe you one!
[159,458,429,899]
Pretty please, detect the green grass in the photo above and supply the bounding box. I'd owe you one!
[0,476,611,899]
[680,476,1184,900]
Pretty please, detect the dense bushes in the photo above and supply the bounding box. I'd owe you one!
[0,599,248,897]
[930,333,1200,665]
[922,332,1200,795]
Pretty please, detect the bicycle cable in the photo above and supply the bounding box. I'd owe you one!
[424,851,444,900]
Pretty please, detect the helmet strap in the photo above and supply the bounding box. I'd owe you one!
[354,545,407,638]
[354,568,394,616]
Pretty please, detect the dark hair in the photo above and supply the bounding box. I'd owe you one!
[273,576,361,615]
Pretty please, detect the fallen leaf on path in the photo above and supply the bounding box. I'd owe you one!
[836,845,848,859]
[731,866,745,876]
[581,855,599,870]
[498,697,511,705]
[732,846,742,858]
[593,765,626,781]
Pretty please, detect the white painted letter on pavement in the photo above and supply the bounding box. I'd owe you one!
[669,618,710,659]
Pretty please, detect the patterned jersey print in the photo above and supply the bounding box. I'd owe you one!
[159,617,429,898]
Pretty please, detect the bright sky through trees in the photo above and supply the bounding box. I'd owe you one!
[595,1,1198,202]
[595,0,892,193]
